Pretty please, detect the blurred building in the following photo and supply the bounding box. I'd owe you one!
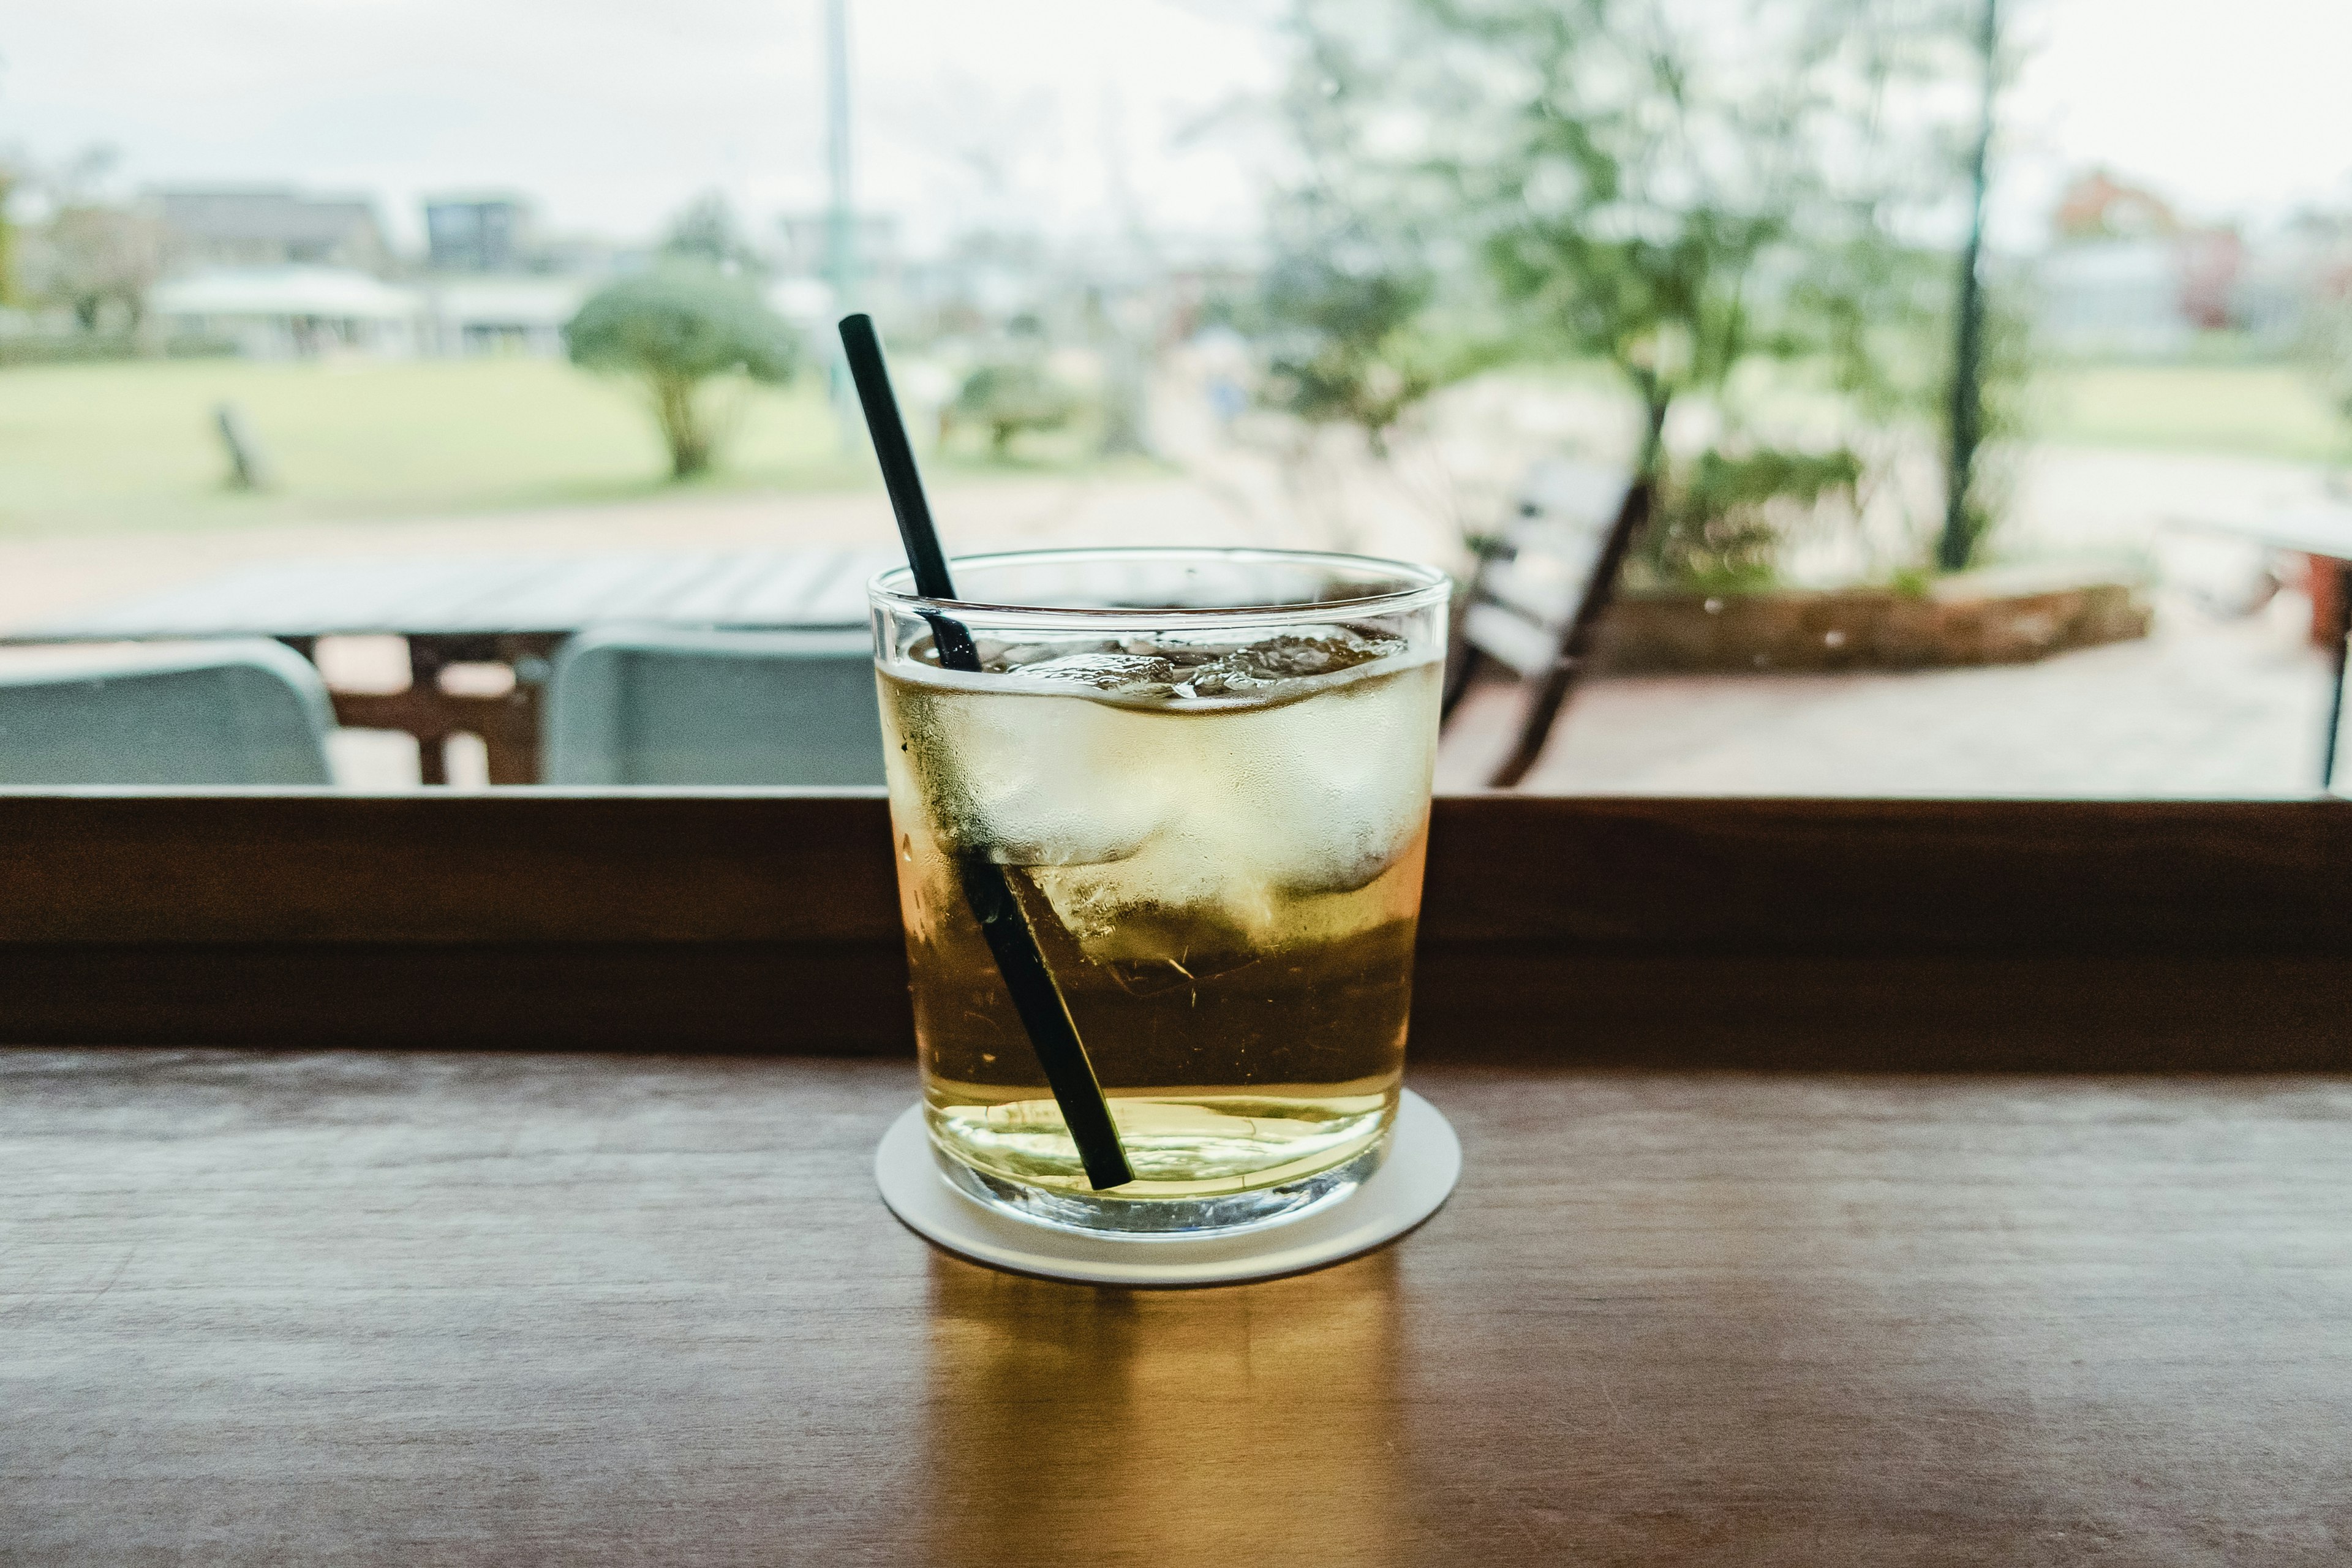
[424,194,534,273]
[123,184,649,358]
[2233,212,2352,345]
[2051,171,2180,244]
[420,276,591,356]
[152,188,393,276]
[415,194,644,355]
[423,193,647,279]
[2037,170,2246,357]
[148,266,424,357]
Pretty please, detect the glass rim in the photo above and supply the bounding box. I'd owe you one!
[865,546,1452,622]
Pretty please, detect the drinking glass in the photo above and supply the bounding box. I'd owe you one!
[870,548,1450,1235]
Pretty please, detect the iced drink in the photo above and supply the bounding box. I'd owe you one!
[870,549,1450,1232]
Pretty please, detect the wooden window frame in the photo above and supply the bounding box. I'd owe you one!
[2,790,2347,1068]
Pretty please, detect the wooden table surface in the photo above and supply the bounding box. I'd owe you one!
[2184,504,2352,562]
[5,548,899,643]
[0,547,900,785]
[7,1049,2350,1566]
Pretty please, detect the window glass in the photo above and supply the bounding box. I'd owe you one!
[2,0,2347,797]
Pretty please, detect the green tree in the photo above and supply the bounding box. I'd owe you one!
[1451,0,1957,460]
[38,205,164,331]
[1256,251,1498,458]
[951,359,1084,457]
[1939,0,2002,571]
[565,265,800,478]
[1283,0,1992,582]
[0,162,18,309]
[1638,447,1863,589]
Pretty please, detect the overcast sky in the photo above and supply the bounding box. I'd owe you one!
[2,0,2348,256]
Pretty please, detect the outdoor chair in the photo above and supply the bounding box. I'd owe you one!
[0,639,336,785]
[542,625,888,787]
[1441,457,1654,788]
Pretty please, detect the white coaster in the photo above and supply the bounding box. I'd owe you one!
[874,1089,1461,1287]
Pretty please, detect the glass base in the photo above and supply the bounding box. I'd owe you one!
[936,1134,1389,1240]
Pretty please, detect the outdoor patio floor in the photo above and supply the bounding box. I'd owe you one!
[299,596,2329,796]
[1439,601,2332,799]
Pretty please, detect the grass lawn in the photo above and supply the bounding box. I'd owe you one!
[0,355,1126,537]
[4,353,2343,540]
[2033,363,2350,466]
[1534,356,2351,468]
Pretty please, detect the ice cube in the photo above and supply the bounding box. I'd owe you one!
[1180,629,1406,696]
[1226,658,1436,895]
[894,682,1178,867]
[886,631,1440,956]
[1005,651,1180,698]
[1020,656,1443,954]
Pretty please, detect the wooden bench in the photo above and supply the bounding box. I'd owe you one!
[1442,458,1653,787]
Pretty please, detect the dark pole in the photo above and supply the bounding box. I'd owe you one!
[824,0,862,454]
[1940,0,1999,573]
[2324,560,2350,792]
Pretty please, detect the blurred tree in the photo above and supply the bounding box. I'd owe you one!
[565,265,800,478]
[1638,447,1863,589]
[661,192,766,276]
[1934,282,2035,573]
[1455,0,1958,462]
[0,164,18,309]
[951,360,1084,457]
[37,205,165,331]
[1282,0,2003,582]
[1939,0,1999,571]
[1256,251,1499,458]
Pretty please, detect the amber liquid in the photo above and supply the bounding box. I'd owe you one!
[879,654,1439,1198]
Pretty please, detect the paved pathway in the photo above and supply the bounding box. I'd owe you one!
[1441,596,2330,798]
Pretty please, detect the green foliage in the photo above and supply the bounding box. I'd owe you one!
[567,266,798,383]
[1280,0,1996,582]
[565,265,799,478]
[0,167,17,309]
[1433,0,1964,459]
[34,205,165,331]
[1256,254,1500,455]
[1636,447,1864,590]
[951,360,1084,457]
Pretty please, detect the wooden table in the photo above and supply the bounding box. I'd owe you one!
[4,548,897,783]
[7,1047,2351,1564]
[2179,507,2352,789]
[7,793,2351,1561]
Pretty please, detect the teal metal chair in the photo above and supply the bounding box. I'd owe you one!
[0,641,335,785]
[542,626,886,786]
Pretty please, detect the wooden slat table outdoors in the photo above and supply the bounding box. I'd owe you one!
[7,1047,2351,1564]
[9,549,899,642]
[2176,505,2352,788]
[3,548,900,783]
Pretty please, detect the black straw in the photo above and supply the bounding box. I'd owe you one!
[839,313,1134,1192]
